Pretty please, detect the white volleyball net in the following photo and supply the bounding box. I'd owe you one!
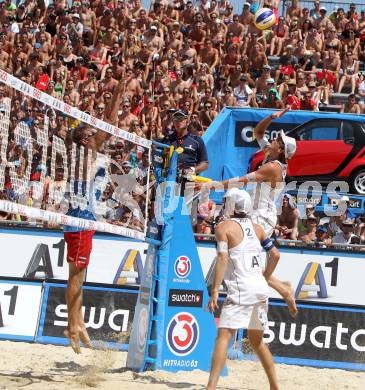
[0,70,152,241]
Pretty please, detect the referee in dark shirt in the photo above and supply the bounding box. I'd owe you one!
[164,109,209,175]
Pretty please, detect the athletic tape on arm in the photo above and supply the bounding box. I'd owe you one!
[217,241,228,253]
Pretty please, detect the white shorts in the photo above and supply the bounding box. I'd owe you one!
[218,301,268,331]
[251,214,275,237]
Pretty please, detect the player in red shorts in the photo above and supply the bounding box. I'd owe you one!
[63,80,122,354]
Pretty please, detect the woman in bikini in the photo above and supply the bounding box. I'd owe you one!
[270,16,289,56]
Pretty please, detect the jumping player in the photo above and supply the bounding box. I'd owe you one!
[63,80,123,353]
[204,108,297,317]
[207,188,280,390]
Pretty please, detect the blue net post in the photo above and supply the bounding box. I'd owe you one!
[127,150,225,374]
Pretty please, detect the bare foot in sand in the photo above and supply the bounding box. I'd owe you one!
[79,327,93,349]
[64,329,81,354]
[283,282,298,318]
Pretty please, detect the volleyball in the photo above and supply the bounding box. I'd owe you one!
[254,7,276,30]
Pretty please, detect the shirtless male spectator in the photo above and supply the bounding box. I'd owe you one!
[144,25,163,54]
[227,14,245,38]
[118,99,137,129]
[249,43,268,79]
[198,38,219,72]
[122,68,143,100]
[340,93,361,114]
[286,0,302,24]
[178,38,197,67]
[334,8,349,32]
[80,1,97,43]
[99,67,118,94]
[189,21,207,49]
[313,7,334,32]
[275,194,299,240]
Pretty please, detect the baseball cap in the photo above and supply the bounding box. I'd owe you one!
[308,81,317,88]
[72,13,80,19]
[320,6,326,12]
[278,130,297,160]
[172,109,188,120]
[342,218,354,226]
[305,204,314,209]
[263,65,271,70]
[122,161,132,168]
[223,188,252,214]
[150,25,158,31]
[317,225,328,233]
[244,2,251,7]
[266,78,275,84]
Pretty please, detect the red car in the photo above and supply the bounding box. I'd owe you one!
[248,118,365,195]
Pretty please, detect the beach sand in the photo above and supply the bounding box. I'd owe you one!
[0,340,364,389]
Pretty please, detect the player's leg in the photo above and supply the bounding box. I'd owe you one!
[65,262,86,354]
[64,230,94,352]
[206,328,236,390]
[247,329,279,390]
[253,216,297,317]
[267,276,297,317]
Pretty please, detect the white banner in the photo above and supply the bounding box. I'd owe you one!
[0,281,43,339]
[1,229,364,306]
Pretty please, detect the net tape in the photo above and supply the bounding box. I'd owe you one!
[0,70,153,241]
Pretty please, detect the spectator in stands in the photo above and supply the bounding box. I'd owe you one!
[196,188,216,235]
[233,75,253,107]
[314,224,333,248]
[332,219,358,244]
[340,93,361,113]
[300,214,319,244]
[275,194,299,240]
[329,195,356,236]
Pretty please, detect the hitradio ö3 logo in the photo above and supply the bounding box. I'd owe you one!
[166,312,200,356]
[174,256,192,278]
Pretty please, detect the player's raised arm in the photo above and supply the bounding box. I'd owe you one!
[254,108,289,140]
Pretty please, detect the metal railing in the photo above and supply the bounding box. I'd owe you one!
[194,233,365,251]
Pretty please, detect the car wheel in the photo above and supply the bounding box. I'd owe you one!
[350,169,365,195]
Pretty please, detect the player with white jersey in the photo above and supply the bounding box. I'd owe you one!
[203,108,298,317]
[207,188,280,390]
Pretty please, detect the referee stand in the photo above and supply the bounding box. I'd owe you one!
[127,146,226,374]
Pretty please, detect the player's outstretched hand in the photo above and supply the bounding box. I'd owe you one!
[195,180,221,192]
[271,107,289,120]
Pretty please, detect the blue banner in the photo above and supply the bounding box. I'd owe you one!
[203,108,365,183]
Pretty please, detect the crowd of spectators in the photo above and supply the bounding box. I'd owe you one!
[0,0,364,247]
[274,194,365,249]
[0,0,363,143]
